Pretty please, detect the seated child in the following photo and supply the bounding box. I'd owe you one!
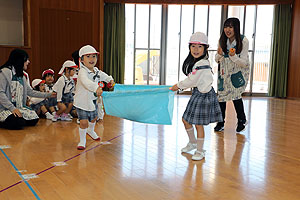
[74,45,115,150]
[52,60,78,121]
[30,79,54,120]
[42,68,57,117]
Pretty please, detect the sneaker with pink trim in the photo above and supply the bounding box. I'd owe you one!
[61,113,72,121]
[52,113,61,122]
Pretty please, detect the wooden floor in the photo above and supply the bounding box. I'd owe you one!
[0,95,300,200]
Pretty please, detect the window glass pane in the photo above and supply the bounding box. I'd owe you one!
[228,6,245,33]
[208,50,219,90]
[150,5,161,49]
[149,50,160,85]
[135,50,148,85]
[252,5,274,93]
[166,5,181,85]
[208,6,222,50]
[0,0,23,45]
[136,4,149,48]
[194,5,208,34]
[125,4,135,84]
[179,5,194,82]
[245,51,253,92]
[244,5,255,51]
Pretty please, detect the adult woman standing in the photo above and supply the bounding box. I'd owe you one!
[214,18,250,133]
[0,49,55,129]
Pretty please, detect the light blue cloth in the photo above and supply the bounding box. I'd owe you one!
[102,84,175,125]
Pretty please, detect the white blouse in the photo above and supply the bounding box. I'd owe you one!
[177,59,213,93]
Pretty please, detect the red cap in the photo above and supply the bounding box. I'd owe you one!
[42,69,55,78]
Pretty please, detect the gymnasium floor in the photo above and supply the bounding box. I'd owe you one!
[0,95,300,200]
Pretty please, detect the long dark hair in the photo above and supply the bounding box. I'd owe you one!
[182,44,209,76]
[219,18,243,54]
[71,50,80,66]
[0,48,29,77]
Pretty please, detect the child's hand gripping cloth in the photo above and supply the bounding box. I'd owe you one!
[102,84,175,125]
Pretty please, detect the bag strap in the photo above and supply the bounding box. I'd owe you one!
[195,65,211,70]
[193,65,213,75]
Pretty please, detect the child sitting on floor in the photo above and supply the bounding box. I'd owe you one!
[30,79,54,120]
[52,60,78,121]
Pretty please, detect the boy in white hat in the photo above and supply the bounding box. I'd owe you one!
[74,45,115,150]
[170,32,223,161]
[30,79,53,120]
[52,60,78,121]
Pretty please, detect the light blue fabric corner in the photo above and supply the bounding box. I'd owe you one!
[102,84,175,125]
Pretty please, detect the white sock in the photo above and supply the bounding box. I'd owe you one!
[87,121,95,132]
[186,127,196,144]
[197,138,204,151]
[78,128,87,147]
[87,122,99,139]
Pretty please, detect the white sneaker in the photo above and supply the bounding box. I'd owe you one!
[52,113,60,122]
[45,112,53,120]
[68,113,73,119]
[76,119,80,124]
[192,150,206,161]
[181,142,197,153]
[87,130,100,141]
[77,142,86,150]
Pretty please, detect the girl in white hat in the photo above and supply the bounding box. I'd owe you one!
[29,79,54,120]
[74,45,115,150]
[170,32,223,161]
[52,60,78,121]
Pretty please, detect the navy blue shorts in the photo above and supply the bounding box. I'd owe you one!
[76,100,98,122]
[46,97,57,107]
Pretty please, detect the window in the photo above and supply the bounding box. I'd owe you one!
[0,0,24,46]
[124,4,162,85]
[125,4,274,94]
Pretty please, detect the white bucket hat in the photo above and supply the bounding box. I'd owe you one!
[189,32,209,46]
[58,60,78,75]
[79,45,99,57]
[32,79,45,88]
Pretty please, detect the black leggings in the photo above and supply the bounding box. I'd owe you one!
[0,114,39,130]
[219,98,246,123]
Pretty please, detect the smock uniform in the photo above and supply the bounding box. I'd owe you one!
[177,59,223,125]
[215,36,250,102]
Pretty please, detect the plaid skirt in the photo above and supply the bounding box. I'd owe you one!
[76,100,98,122]
[62,92,74,104]
[183,87,223,125]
